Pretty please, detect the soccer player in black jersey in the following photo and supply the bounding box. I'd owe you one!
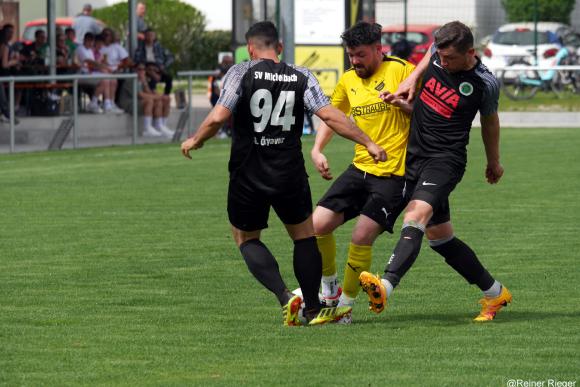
[360,21,512,322]
[181,21,386,326]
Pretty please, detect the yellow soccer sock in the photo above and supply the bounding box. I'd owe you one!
[316,233,337,277]
[343,243,372,298]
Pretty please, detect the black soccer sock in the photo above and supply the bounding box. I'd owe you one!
[293,236,323,313]
[383,225,425,287]
[239,239,292,306]
[429,236,495,291]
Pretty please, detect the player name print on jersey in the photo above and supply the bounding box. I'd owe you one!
[254,71,298,83]
[419,77,460,119]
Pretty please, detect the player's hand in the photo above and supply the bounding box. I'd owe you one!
[366,143,387,163]
[379,90,398,104]
[485,161,504,184]
[311,150,333,180]
[394,75,419,103]
[181,136,203,159]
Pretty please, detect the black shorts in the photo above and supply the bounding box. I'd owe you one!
[405,155,466,226]
[227,175,313,232]
[317,165,406,233]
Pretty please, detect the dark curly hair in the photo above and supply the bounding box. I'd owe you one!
[434,21,474,53]
[341,21,382,48]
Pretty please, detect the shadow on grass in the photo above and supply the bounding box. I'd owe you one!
[353,310,580,327]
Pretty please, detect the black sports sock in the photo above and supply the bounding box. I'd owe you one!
[430,236,495,291]
[239,239,291,306]
[383,226,424,287]
[293,236,322,313]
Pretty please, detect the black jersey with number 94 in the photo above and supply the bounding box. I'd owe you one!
[217,59,329,191]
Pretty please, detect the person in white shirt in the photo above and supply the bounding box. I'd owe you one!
[98,28,130,113]
[75,32,119,114]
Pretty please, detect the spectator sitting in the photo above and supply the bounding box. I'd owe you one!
[118,63,173,138]
[100,28,131,73]
[73,3,103,44]
[75,32,119,114]
[65,27,78,59]
[20,29,47,72]
[133,28,174,95]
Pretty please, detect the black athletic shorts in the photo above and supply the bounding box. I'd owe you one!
[317,164,407,233]
[405,154,466,226]
[227,174,313,232]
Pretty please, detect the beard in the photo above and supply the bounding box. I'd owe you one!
[354,65,372,78]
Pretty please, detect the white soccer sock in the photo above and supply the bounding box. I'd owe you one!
[143,116,152,128]
[104,99,113,108]
[337,293,355,307]
[161,117,167,126]
[153,117,162,128]
[91,96,98,104]
[381,278,394,298]
[321,274,338,297]
[483,280,502,298]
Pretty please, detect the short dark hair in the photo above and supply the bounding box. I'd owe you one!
[65,27,75,35]
[434,21,473,53]
[35,29,46,38]
[84,32,95,41]
[341,21,382,48]
[144,28,155,34]
[245,21,279,48]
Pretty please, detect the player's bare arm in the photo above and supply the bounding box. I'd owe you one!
[315,105,387,163]
[379,90,413,114]
[394,43,433,102]
[311,122,335,180]
[480,112,503,184]
[181,105,232,159]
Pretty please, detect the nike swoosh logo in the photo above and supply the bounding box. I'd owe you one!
[347,263,361,272]
[433,60,443,69]
[422,181,437,186]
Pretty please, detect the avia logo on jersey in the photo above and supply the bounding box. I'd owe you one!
[351,102,391,116]
[419,77,460,118]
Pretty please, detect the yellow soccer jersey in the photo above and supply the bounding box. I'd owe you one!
[331,56,415,177]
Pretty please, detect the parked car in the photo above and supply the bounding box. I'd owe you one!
[381,24,440,65]
[20,17,104,45]
[481,22,569,78]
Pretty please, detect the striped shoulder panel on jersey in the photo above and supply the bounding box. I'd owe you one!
[382,55,406,66]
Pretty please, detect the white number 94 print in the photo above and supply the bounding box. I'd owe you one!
[250,89,296,132]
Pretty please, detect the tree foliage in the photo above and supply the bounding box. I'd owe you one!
[501,0,576,24]
[93,0,231,71]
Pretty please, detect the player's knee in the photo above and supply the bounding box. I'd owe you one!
[312,208,340,235]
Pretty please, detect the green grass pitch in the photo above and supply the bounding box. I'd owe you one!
[1,127,579,385]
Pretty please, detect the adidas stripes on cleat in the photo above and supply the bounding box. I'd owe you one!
[359,271,387,314]
[308,306,352,326]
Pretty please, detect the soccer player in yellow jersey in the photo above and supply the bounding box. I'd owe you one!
[310,22,415,322]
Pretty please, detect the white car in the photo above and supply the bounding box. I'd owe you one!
[481,22,568,79]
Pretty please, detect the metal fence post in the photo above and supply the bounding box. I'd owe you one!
[187,75,192,136]
[9,79,14,153]
[133,76,138,145]
[73,79,78,149]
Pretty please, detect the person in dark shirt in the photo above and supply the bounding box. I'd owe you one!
[181,21,386,326]
[360,21,512,322]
